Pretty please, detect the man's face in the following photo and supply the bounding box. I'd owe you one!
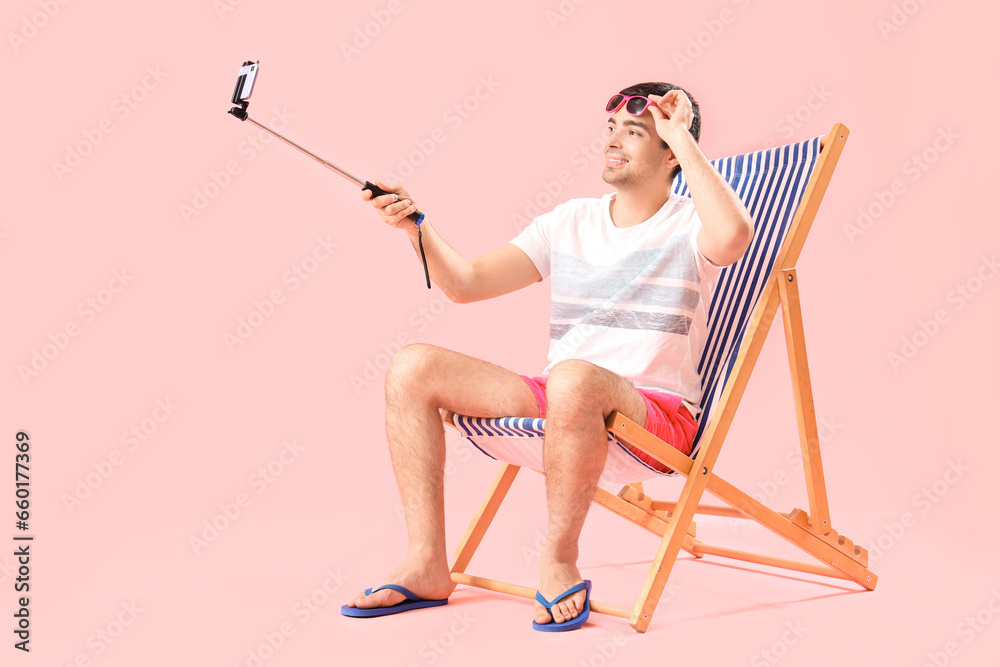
[602,103,676,190]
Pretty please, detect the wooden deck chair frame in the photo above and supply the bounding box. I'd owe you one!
[441,123,877,633]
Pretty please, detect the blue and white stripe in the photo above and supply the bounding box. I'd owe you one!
[682,138,820,460]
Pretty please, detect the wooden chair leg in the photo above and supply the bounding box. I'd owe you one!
[451,463,520,575]
[627,473,710,632]
[778,268,831,534]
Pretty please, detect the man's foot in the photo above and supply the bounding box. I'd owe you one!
[534,559,588,626]
[345,555,456,611]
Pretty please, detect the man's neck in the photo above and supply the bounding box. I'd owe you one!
[608,188,670,228]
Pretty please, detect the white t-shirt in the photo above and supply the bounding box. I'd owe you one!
[509,192,724,418]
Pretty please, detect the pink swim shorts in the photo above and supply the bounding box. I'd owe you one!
[518,375,698,474]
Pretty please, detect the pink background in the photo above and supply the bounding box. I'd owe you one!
[4,0,999,664]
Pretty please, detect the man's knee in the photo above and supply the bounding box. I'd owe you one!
[548,359,603,383]
[546,360,608,406]
[546,359,640,421]
[386,343,440,390]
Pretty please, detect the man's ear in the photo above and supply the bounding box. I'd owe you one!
[663,147,679,173]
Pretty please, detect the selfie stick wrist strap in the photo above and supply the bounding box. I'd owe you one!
[413,213,430,289]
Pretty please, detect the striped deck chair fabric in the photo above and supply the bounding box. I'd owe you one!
[451,136,822,484]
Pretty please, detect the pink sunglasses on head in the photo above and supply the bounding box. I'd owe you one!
[606,94,659,116]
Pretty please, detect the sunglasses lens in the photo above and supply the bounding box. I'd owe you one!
[626,96,650,115]
[606,94,624,113]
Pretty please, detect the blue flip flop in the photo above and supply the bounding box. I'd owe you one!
[340,584,448,617]
[532,580,592,632]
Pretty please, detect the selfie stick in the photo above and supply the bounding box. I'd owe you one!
[227,61,430,289]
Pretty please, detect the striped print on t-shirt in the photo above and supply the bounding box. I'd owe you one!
[509,192,724,419]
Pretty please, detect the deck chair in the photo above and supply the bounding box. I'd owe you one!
[441,123,877,632]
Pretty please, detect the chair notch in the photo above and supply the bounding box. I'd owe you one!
[788,508,869,567]
[615,484,698,538]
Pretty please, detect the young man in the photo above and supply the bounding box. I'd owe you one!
[342,83,753,630]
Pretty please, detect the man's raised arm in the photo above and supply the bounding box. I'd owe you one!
[648,92,754,267]
[362,180,542,303]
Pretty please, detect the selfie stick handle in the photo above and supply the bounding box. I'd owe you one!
[363,180,429,289]
[234,112,431,289]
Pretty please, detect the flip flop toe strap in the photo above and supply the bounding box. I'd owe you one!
[535,581,589,611]
[364,584,422,601]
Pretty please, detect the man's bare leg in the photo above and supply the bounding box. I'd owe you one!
[345,343,540,610]
[533,359,647,626]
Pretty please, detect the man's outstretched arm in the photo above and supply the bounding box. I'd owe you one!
[363,181,542,303]
[648,92,754,267]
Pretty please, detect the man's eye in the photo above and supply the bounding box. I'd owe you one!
[629,130,639,136]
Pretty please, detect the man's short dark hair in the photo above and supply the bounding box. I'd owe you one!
[618,82,700,181]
